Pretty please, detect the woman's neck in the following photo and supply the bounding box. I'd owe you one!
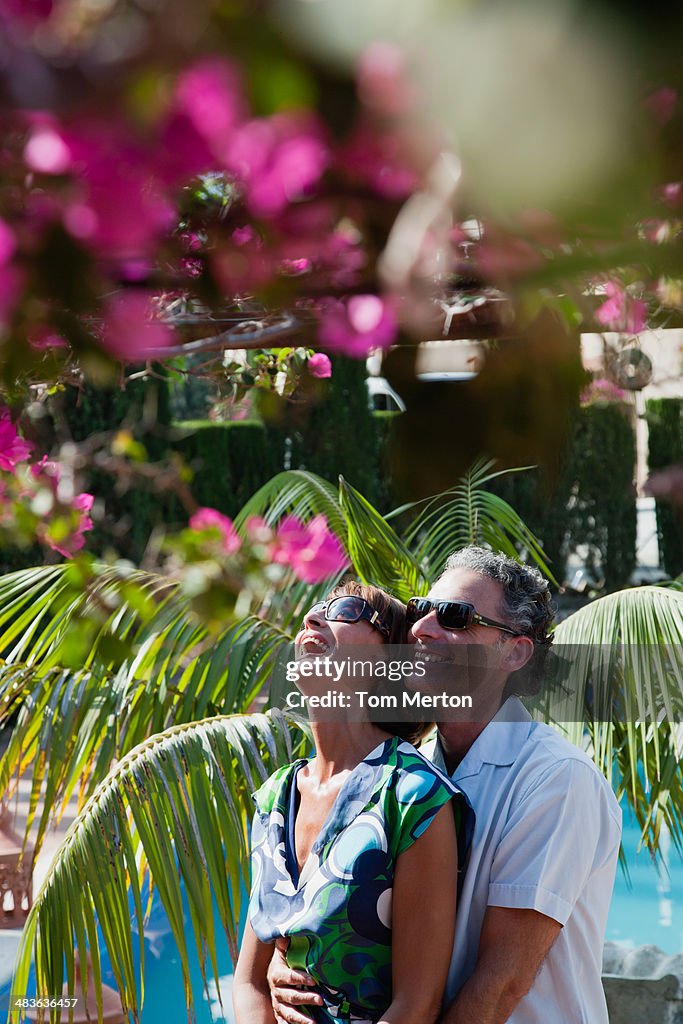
[308,720,390,783]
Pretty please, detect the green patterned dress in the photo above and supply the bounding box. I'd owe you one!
[248,736,472,1023]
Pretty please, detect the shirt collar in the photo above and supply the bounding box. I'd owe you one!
[434,696,533,781]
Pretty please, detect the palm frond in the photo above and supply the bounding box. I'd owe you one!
[0,562,295,857]
[543,586,683,855]
[10,711,310,1023]
[234,470,346,537]
[401,459,555,582]
[338,478,424,601]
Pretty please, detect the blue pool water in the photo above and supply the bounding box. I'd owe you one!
[4,805,683,1023]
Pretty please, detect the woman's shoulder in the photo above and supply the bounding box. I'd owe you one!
[390,737,460,797]
[252,757,307,816]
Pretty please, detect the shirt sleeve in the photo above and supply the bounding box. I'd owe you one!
[487,758,622,925]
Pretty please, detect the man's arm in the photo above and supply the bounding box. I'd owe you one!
[440,907,561,1024]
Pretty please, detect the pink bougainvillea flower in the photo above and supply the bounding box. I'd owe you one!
[102,291,173,361]
[659,182,682,207]
[339,122,417,199]
[24,125,72,175]
[0,409,33,470]
[580,378,627,406]
[189,507,241,555]
[30,454,60,481]
[28,327,68,351]
[307,352,332,378]
[318,294,397,357]
[223,113,328,218]
[643,87,677,126]
[272,515,348,583]
[173,57,245,151]
[244,516,273,545]
[279,257,312,276]
[0,220,16,265]
[2,0,54,27]
[596,282,647,334]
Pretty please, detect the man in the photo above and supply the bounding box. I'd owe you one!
[268,547,622,1024]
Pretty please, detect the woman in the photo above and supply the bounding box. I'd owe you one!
[233,581,466,1024]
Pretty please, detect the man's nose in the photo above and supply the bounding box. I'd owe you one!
[410,608,441,641]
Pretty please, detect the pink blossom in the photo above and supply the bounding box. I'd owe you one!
[30,454,60,481]
[24,126,72,174]
[223,114,328,218]
[280,257,312,276]
[28,327,68,351]
[1,0,54,27]
[272,515,348,583]
[173,58,245,151]
[596,282,647,334]
[318,295,397,357]
[0,409,33,470]
[644,87,677,126]
[189,507,241,554]
[102,291,173,361]
[580,378,627,406]
[339,122,417,199]
[307,352,332,378]
[44,499,94,558]
[0,220,16,265]
[244,516,273,544]
[659,182,681,206]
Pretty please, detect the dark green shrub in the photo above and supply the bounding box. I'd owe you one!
[646,398,683,576]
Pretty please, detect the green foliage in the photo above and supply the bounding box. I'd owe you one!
[286,357,395,512]
[11,712,310,1022]
[646,398,683,577]
[489,403,637,589]
[172,420,284,520]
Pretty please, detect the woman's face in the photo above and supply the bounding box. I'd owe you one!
[295,596,387,657]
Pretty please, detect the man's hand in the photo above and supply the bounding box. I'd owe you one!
[266,940,324,1024]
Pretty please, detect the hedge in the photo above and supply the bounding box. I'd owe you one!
[492,402,637,589]
[646,398,683,576]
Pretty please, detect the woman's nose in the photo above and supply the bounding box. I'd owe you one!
[303,606,325,629]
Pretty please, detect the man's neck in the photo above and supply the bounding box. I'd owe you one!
[437,721,490,774]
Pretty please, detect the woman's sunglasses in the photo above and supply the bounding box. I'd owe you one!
[406,598,525,638]
[305,596,390,639]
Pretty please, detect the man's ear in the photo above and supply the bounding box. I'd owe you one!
[502,636,535,672]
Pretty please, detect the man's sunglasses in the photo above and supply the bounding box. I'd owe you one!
[406,598,525,638]
[305,596,390,638]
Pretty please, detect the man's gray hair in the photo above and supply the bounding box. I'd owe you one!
[440,546,554,645]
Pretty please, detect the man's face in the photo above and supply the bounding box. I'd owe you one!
[409,568,518,708]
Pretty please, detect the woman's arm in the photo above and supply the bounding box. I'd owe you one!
[379,801,458,1024]
[233,919,278,1024]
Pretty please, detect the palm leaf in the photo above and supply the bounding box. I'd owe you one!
[338,478,424,601]
[400,459,556,582]
[0,563,295,858]
[542,586,683,856]
[234,470,346,537]
[10,711,310,1023]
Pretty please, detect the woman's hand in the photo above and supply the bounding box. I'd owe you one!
[267,940,324,1024]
